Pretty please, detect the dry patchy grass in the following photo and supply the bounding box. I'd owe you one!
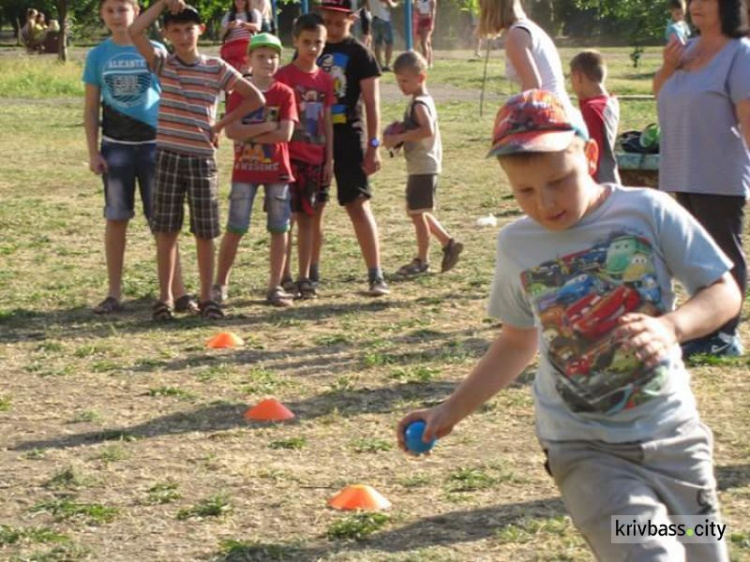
[0,51,748,562]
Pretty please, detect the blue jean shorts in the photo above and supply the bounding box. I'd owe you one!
[372,17,394,46]
[226,182,291,234]
[101,140,156,221]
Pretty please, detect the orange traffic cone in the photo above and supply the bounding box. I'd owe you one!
[243,398,295,422]
[206,331,244,349]
[328,484,391,511]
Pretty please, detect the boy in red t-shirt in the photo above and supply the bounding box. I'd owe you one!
[214,33,299,307]
[275,13,334,299]
[570,50,621,185]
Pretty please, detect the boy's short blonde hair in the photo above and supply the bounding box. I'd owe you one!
[570,50,607,84]
[478,0,525,37]
[393,51,428,75]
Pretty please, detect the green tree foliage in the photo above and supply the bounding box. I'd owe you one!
[573,0,666,42]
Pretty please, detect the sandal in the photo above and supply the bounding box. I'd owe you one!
[266,286,294,308]
[174,294,199,314]
[199,300,225,320]
[93,296,123,315]
[152,300,174,321]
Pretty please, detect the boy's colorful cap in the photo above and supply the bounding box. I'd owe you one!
[488,89,588,158]
[248,32,283,54]
[163,5,202,26]
[319,0,355,13]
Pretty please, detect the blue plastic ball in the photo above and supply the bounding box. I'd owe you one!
[404,420,436,454]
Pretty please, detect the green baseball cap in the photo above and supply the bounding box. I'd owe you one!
[248,32,283,54]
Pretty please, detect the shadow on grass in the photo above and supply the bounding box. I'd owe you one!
[122,324,493,378]
[211,465,750,561]
[0,298,412,344]
[213,497,567,562]
[10,382,458,452]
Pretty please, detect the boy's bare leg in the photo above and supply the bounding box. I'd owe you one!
[345,197,381,270]
[269,232,288,291]
[296,213,314,281]
[195,237,215,303]
[385,43,393,68]
[425,213,450,247]
[171,247,189,298]
[156,231,179,304]
[104,219,128,301]
[282,218,295,282]
[374,43,383,68]
[311,203,326,279]
[215,232,243,289]
[410,212,430,263]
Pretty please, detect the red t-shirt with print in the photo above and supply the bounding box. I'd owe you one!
[275,63,335,165]
[228,80,298,184]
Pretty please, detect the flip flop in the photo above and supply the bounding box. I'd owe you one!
[93,296,123,315]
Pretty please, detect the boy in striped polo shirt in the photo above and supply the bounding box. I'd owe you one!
[130,0,264,320]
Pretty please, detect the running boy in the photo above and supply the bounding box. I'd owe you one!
[318,0,390,296]
[398,90,740,561]
[570,49,621,184]
[275,13,334,299]
[383,51,462,276]
[84,0,193,315]
[129,0,264,319]
[214,33,298,308]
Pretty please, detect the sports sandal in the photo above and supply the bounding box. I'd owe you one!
[397,258,430,276]
[297,278,318,300]
[152,300,174,321]
[266,286,294,308]
[174,294,199,314]
[199,300,225,320]
[93,296,123,315]
[211,284,228,305]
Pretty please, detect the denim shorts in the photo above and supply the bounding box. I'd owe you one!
[226,182,291,234]
[101,140,156,221]
[372,17,394,45]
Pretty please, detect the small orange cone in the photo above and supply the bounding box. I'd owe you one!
[243,398,295,422]
[328,484,391,511]
[206,331,244,349]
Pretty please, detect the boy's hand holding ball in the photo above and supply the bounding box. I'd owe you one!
[397,404,455,456]
[383,120,406,151]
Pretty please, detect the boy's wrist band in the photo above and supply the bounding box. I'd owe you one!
[368,138,381,148]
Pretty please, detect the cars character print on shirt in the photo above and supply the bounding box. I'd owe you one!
[318,53,349,125]
[234,105,280,170]
[522,231,667,416]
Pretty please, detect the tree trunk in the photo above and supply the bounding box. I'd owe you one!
[57,0,68,62]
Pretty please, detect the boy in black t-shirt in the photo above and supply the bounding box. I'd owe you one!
[318,0,389,296]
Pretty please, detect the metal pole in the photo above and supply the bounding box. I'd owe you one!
[405,0,413,51]
[302,0,309,15]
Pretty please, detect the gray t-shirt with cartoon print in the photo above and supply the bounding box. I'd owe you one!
[488,185,731,443]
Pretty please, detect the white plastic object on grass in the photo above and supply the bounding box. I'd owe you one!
[476,214,498,228]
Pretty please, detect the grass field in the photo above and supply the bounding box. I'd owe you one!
[1,46,749,562]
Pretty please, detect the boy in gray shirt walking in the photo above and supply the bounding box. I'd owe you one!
[384,51,462,276]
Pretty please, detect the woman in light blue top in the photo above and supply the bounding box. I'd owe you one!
[654,0,750,357]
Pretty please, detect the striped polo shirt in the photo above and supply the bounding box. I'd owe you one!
[152,52,241,157]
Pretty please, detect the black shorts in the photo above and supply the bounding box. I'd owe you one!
[359,8,372,34]
[333,127,371,206]
[406,174,437,214]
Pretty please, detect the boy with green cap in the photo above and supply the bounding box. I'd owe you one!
[214,33,299,307]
